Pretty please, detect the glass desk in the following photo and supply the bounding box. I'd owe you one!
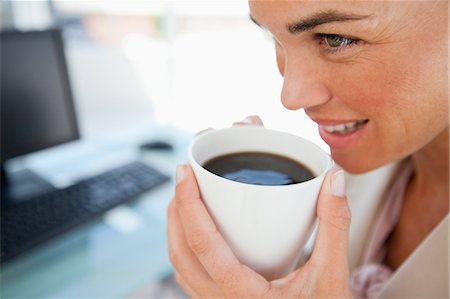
[1,128,192,299]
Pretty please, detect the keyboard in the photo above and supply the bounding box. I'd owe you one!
[1,161,170,263]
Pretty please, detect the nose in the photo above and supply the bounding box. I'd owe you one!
[280,56,332,111]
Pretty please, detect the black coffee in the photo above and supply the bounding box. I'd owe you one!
[203,152,315,186]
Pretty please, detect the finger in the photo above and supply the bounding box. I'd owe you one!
[174,271,200,299]
[196,128,214,136]
[269,269,298,288]
[268,268,311,297]
[310,168,351,270]
[232,115,264,126]
[167,199,219,296]
[175,164,269,296]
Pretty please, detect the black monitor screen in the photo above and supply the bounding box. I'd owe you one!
[1,29,79,162]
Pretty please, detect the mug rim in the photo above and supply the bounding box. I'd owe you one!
[188,126,333,189]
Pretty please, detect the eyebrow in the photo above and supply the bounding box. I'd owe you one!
[250,10,371,34]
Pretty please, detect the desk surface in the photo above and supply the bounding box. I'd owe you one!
[1,126,192,299]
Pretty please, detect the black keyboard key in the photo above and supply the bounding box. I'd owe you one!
[1,161,170,263]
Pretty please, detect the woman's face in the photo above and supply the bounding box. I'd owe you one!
[249,1,448,173]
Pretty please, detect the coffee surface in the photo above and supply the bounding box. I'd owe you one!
[203,152,315,186]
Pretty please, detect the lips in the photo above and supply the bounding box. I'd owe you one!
[322,119,369,135]
[315,118,370,149]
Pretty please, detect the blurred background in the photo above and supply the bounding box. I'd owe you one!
[1,0,330,139]
[0,1,326,298]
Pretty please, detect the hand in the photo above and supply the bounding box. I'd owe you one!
[167,118,352,298]
[232,115,264,127]
[196,115,265,137]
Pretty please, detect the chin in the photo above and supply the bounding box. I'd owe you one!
[331,153,385,174]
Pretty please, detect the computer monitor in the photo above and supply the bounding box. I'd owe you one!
[1,29,80,200]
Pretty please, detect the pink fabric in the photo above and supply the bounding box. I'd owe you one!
[350,160,414,299]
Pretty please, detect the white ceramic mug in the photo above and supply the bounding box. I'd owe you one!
[188,126,332,280]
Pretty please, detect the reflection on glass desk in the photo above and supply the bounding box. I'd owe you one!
[1,128,192,299]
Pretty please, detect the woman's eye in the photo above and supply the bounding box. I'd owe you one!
[316,34,358,53]
[325,35,354,47]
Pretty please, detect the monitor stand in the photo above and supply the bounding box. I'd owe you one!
[1,164,56,204]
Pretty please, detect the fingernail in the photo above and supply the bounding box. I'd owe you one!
[176,164,186,184]
[242,117,253,124]
[331,169,346,198]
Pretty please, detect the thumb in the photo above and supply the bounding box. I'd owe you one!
[310,167,351,269]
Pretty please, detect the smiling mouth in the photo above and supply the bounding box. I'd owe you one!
[321,119,369,135]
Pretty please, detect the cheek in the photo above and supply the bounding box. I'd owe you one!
[330,51,422,123]
[329,51,447,173]
[324,61,409,171]
[334,31,447,122]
